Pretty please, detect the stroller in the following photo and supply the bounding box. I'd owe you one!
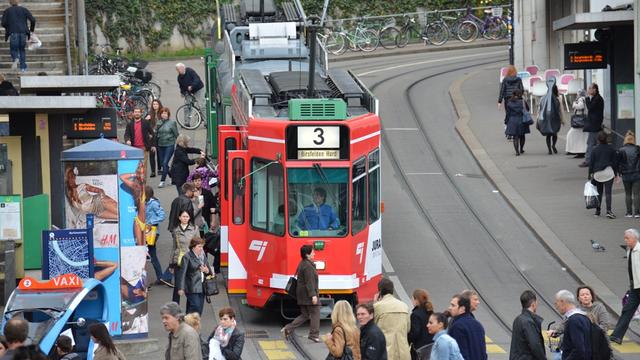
[547,321,563,360]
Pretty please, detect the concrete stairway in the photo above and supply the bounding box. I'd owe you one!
[0,0,68,89]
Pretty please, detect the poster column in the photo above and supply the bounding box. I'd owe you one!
[117,159,149,337]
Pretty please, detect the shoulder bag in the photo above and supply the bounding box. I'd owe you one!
[571,109,586,128]
[522,99,534,125]
[415,343,434,360]
[325,327,354,360]
[285,276,297,299]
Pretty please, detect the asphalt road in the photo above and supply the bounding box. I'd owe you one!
[133,47,636,359]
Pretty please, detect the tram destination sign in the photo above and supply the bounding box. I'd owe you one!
[286,125,349,160]
[564,42,607,70]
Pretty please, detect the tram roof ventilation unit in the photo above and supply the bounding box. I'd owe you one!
[288,99,347,121]
[268,71,332,100]
[241,0,277,18]
[240,69,273,106]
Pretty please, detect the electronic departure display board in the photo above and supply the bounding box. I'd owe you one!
[564,42,608,70]
[65,108,117,139]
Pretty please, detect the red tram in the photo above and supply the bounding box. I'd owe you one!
[212,0,382,309]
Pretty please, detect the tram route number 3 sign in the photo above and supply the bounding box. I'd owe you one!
[297,126,340,159]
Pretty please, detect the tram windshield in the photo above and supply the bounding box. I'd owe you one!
[287,167,348,237]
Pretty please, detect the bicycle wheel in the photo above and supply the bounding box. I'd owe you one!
[325,32,346,55]
[425,22,449,46]
[176,104,203,130]
[379,27,400,49]
[123,95,149,118]
[136,89,155,107]
[145,81,162,99]
[457,20,478,42]
[397,28,412,48]
[357,29,379,52]
[482,18,504,40]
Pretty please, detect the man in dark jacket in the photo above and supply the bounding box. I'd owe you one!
[554,289,591,360]
[448,294,487,360]
[176,62,205,109]
[282,245,320,342]
[55,335,80,360]
[1,0,35,72]
[580,83,605,167]
[124,107,154,179]
[509,290,545,360]
[357,303,388,360]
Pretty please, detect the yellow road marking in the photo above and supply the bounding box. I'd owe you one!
[484,335,506,353]
[259,340,296,360]
[611,342,640,353]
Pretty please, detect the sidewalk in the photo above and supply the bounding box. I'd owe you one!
[451,67,636,322]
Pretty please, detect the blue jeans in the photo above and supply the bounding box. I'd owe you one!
[158,145,175,181]
[147,242,164,281]
[612,288,640,340]
[186,292,205,315]
[9,33,27,70]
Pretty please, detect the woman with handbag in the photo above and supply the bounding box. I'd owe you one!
[588,131,619,218]
[322,300,361,360]
[408,289,434,360]
[176,236,212,315]
[504,89,530,156]
[617,131,640,217]
[566,89,589,158]
[537,80,563,155]
[172,210,198,303]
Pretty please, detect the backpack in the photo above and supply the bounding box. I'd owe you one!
[590,320,612,360]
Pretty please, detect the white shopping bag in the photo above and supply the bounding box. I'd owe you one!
[584,181,599,209]
[208,337,226,360]
[27,33,42,50]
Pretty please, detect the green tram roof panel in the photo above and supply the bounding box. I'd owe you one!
[288,99,347,121]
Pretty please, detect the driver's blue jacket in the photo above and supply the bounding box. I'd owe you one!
[297,204,339,230]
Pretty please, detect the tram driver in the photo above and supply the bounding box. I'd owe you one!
[296,187,340,231]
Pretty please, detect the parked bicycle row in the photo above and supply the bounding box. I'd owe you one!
[320,6,510,55]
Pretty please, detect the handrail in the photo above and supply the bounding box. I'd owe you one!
[64,0,72,74]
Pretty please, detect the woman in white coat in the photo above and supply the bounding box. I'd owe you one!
[565,89,589,158]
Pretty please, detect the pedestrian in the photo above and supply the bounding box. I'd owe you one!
[55,335,80,360]
[208,307,245,360]
[145,185,170,286]
[0,74,18,96]
[509,290,545,360]
[580,83,605,167]
[566,89,588,158]
[170,134,204,195]
[356,303,387,360]
[374,278,411,360]
[281,245,320,342]
[553,290,591,359]
[171,210,198,303]
[497,65,524,112]
[168,183,196,232]
[161,301,201,360]
[11,345,47,360]
[617,131,640,218]
[504,89,530,156]
[156,107,179,188]
[447,294,487,360]
[177,236,212,315]
[187,158,218,191]
[1,0,35,73]
[0,336,7,358]
[0,319,27,360]
[176,63,205,110]
[610,228,640,344]
[322,300,362,360]
[461,289,480,313]
[124,107,155,180]
[408,289,433,359]
[191,173,214,238]
[427,312,463,360]
[89,323,126,360]
[576,285,610,332]
[183,312,208,360]
[536,80,562,155]
[588,131,618,218]
[145,99,163,178]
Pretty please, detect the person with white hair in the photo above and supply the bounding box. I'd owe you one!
[566,88,588,157]
[176,62,205,111]
[553,290,591,359]
[161,301,201,360]
[611,229,640,344]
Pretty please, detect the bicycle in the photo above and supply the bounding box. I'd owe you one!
[89,44,127,75]
[96,83,149,125]
[318,28,347,56]
[396,14,448,48]
[377,18,401,49]
[333,21,378,54]
[457,7,507,41]
[443,11,478,43]
[176,93,204,130]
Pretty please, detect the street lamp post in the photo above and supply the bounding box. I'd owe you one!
[509,0,514,65]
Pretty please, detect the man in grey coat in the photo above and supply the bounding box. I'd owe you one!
[509,290,546,360]
[282,244,320,342]
[161,301,201,360]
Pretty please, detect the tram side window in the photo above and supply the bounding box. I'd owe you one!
[251,158,285,235]
[232,158,245,224]
[287,167,348,237]
[368,149,380,223]
[352,158,367,235]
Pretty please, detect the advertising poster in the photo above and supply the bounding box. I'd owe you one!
[63,161,121,335]
[118,159,148,336]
